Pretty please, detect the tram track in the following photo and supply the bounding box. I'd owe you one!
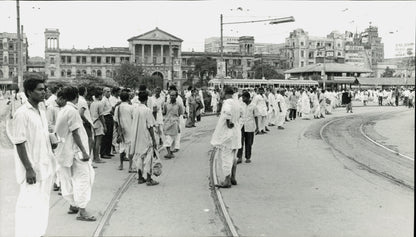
[319,111,414,190]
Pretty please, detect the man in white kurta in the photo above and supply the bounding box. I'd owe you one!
[275,89,286,129]
[211,87,242,188]
[267,88,277,126]
[151,87,165,146]
[55,87,95,221]
[130,91,158,186]
[300,90,312,120]
[252,87,268,134]
[210,89,219,113]
[12,79,56,237]
[114,91,134,171]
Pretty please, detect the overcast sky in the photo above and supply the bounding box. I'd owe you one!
[1,0,415,58]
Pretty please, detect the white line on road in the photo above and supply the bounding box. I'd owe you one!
[359,124,414,161]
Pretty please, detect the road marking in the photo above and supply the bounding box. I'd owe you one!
[359,124,414,161]
[210,147,239,237]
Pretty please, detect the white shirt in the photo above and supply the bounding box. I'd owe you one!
[211,98,242,149]
[101,96,112,115]
[130,103,155,156]
[253,94,267,116]
[45,94,57,108]
[11,102,55,184]
[55,102,89,167]
[78,96,93,125]
[151,95,165,125]
[109,95,120,107]
[114,102,134,143]
[239,101,259,132]
[275,94,286,112]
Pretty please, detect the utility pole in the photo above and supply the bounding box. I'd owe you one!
[220,14,224,89]
[16,0,23,92]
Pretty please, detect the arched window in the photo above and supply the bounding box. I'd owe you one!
[61,70,66,77]
[76,70,81,77]
[50,70,55,77]
[106,70,111,78]
[82,70,87,75]
[92,70,96,76]
[182,71,187,79]
[67,70,72,77]
[97,70,102,77]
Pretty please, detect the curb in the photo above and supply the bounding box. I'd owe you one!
[209,148,239,237]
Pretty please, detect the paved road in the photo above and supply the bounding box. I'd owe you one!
[220,106,413,237]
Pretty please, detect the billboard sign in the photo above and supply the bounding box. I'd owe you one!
[395,43,415,57]
[217,61,226,78]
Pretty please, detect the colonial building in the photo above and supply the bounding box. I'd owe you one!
[0,32,28,84]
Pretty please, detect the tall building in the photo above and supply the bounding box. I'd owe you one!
[0,32,28,83]
[359,25,384,65]
[204,36,240,53]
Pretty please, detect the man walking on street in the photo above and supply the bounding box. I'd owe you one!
[90,90,107,164]
[237,91,258,164]
[55,86,96,221]
[211,87,242,188]
[12,78,56,237]
[163,90,183,159]
[100,87,114,158]
[130,91,159,186]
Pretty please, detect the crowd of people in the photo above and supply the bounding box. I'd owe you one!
[7,75,415,236]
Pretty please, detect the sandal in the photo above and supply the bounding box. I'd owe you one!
[67,205,79,214]
[146,179,159,186]
[128,168,136,173]
[138,177,146,184]
[76,214,96,222]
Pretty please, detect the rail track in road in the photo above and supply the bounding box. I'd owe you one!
[319,111,414,190]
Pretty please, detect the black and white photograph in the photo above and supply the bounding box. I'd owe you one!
[0,0,414,236]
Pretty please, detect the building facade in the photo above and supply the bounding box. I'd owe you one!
[0,32,28,84]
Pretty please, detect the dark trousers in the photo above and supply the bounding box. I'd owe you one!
[237,127,254,160]
[289,109,297,120]
[100,114,114,156]
[378,96,383,106]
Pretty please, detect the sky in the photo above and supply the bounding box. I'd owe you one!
[1,0,415,58]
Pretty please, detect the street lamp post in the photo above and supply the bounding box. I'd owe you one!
[219,15,295,89]
[16,0,23,92]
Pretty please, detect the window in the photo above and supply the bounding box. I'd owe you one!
[61,56,66,63]
[301,61,304,67]
[97,57,101,64]
[309,52,314,58]
[301,50,305,58]
[3,56,7,64]
[76,70,81,77]
[76,56,81,64]
[111,57,116,64]
[67,70,71,77]
[153,57,157,64]
[9,43,14,50]
[82,70,87,75]
[61,70,65,77]
[82,56,86,64]
[338,52,341,56]
[67,56,71,63]
[125,57,129,62]
[91,56,96,64]
[106,70,111,77]
[92,70,96,76]
[247,60,251,67]
[300,41,304,46]
[106,57,111,64]
[317,43,320,47]
[97,70,102,77]
[50,70,55,77]
[50,56,55,64]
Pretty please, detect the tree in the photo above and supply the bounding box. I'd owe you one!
[140,75,163,90]
[251,63,284,79]
[188,56,217,85]
[381,66,395,77]
[113,62,144,89]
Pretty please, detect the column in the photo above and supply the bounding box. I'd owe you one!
[160,45,164,64]
[141,44,144,64]
[131,43,136,64]
[150,44,154,64]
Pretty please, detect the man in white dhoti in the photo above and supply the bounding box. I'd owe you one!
[55,86,96,221]
[130,91,159,186]
[168,85,185,153]
[211,87,242,188]
[311,89,321,119]
[252,87,268,134]
[12,78,56,237]
[275,89,286,129]
[300,90,312,120]
[267,88,277,126]
[151,87,165,147]
[163,90,183,159]
[211,89,219,114]
[114,91,134,171]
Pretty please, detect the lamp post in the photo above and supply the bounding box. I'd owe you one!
[16,0,23,92]
[317,46,327,89]
[219,15,295,89]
